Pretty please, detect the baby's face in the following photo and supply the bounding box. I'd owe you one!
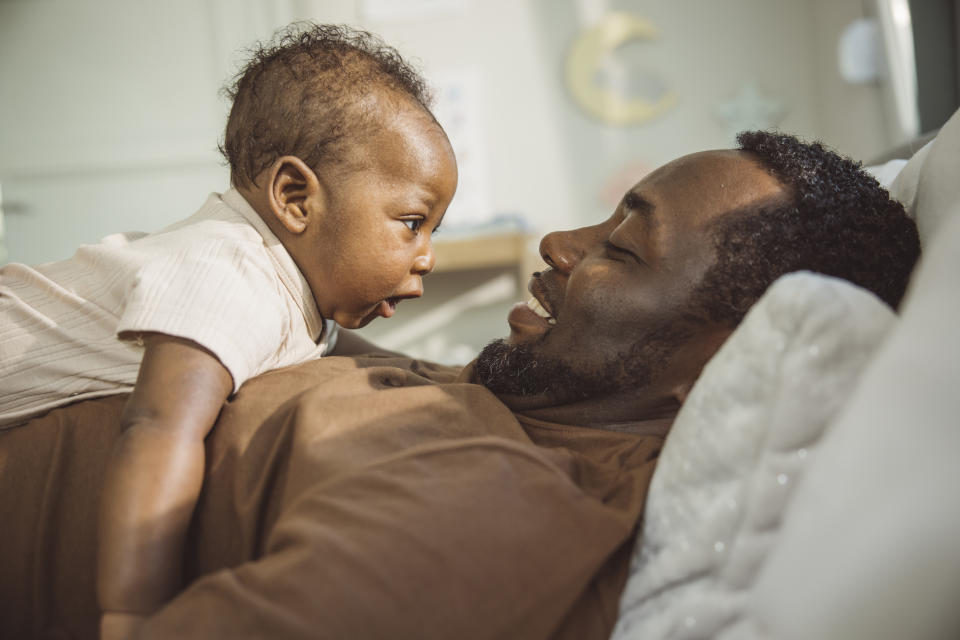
[300,104,458,329]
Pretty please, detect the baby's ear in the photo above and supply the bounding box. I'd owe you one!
[266,156,323,235]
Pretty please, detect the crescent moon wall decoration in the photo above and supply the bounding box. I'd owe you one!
[565,12,677,126]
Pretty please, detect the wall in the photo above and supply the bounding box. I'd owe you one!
[0,0,230,266]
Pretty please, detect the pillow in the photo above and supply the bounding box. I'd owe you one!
[864,158,908,188]
[611,272,895,640]
[730,121,960,640]
[890,107,960,247]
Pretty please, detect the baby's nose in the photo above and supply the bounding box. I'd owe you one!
[413,243,435,275]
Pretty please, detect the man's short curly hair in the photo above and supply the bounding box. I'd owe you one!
[220,22,434,187]
[695,131,921,325]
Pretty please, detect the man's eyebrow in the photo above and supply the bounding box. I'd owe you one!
[622,192,656,219]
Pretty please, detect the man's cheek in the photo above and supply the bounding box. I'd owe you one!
[568,278,651,324]
[566,267,624,317]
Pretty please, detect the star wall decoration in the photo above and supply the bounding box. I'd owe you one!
[716,81,785,140]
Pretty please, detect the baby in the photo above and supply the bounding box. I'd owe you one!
[0,23,457,639]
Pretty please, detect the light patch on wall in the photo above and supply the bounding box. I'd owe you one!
[431,70,493,227]
[838,17,883,84]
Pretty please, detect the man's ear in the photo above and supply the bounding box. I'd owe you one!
[265,156,323,235]
[673,379,695,406]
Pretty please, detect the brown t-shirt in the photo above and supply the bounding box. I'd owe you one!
[0,355,661,640]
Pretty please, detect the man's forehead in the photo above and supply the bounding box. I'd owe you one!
[634,150,767,188]
[626,150,785,221]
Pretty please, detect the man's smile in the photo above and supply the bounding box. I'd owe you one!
[507,273,559,343]
[526,296,555,323]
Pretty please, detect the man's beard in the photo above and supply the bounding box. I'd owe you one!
[473,322,694,402]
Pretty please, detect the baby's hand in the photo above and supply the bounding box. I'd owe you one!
[100,611,146,640]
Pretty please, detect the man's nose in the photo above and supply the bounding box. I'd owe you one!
[412,240,436,275]
[540,228,590,274]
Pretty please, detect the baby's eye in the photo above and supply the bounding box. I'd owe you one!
[403,218,424,233]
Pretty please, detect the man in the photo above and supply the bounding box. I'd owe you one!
[0,133,918,640]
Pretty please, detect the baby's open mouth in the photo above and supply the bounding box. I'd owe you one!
[377,297,403,318]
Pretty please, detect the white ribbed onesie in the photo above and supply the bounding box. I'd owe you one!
[0,189,337,428]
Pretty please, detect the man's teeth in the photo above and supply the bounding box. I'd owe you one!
[527,297,557,325]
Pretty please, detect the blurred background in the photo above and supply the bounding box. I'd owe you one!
[1,0,956,363]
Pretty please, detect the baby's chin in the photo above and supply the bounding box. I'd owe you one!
[341,313,375,330]
[339,298,400,329]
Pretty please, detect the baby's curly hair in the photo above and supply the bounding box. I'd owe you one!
[220,22,434,187]
[695,131,921,325]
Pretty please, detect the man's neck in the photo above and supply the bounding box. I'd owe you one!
[500,393,678,438]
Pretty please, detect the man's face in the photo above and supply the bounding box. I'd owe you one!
[475,150,785,410]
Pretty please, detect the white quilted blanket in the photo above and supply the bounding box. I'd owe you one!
[611,272,895,640]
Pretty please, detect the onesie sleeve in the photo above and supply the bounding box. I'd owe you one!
[321,319,339,354]
[116,238,287,392]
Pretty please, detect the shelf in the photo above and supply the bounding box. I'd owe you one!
[432,231,543,286]
[432,231,527,271]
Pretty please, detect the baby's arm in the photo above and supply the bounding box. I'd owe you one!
[97,334,232,640]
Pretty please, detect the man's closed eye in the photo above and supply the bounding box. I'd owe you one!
[603,240,645,265]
